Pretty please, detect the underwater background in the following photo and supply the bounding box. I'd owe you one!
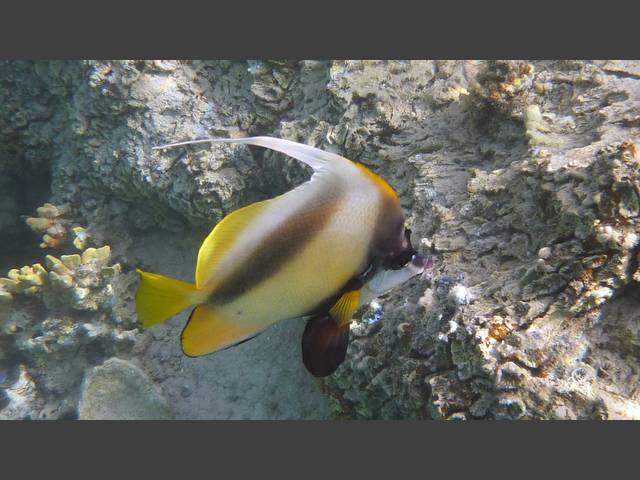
[1,60,639,420]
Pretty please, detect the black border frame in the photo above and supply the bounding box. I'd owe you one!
[1,2,638,59]
[1,1,638,475]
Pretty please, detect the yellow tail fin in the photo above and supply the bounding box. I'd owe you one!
[135,269,202,328]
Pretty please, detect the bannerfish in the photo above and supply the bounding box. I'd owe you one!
[135,137,432,377]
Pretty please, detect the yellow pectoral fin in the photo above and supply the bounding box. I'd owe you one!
[329,289,361,327]
[196,199,271,289]
[181,304,263,357]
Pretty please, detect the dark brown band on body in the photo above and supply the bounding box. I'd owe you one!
[306,189,404,318]
[210,184,345,305]
[369,190,406,267]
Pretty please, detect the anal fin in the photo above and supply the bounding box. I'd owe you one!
[181,304,263,357]
[302,314,350,377]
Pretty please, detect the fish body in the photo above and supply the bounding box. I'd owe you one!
[136,137,429,376]
[200,161,386,332]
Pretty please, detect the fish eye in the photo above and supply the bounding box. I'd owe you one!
[382,226,418,270]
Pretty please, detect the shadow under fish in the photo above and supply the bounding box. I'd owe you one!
[136,137,433,377]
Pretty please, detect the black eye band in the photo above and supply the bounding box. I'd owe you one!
[388,251,414,270]
[382,227,419,270]
[404,228,417,255]
[404,228,413,246]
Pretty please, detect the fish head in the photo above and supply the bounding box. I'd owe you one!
[380,224,421,270]
[365,252,434,298]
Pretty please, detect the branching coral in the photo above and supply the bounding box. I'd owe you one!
[24,203,71,249]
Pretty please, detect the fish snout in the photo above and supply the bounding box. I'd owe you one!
[409,253,434,274]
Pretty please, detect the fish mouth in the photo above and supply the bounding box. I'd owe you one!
[405,253,433,275]
[408,253,434,273]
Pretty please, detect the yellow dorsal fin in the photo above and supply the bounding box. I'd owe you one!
[181,304,263,357]
[195,199,271,289]
[195,167,336,290]
[329,289,361,327]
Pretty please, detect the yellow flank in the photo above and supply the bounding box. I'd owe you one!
[135,269,202,328]
[195,199,271,289]
[329,289,361,327]
[181,304,262,356]
[353,163,399,204]
[213,203,374,336]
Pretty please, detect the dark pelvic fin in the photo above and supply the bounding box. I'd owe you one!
[302,314,350,377]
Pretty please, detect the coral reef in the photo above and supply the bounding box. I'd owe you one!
[1,60,639,419]
[322,60,640,419]
[0,208,139,419]
[24,203,71,249]
[21,202,90,251]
